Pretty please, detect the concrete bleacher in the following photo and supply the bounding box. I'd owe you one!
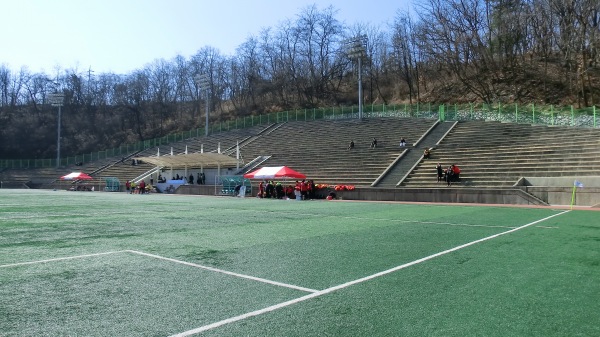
[239,118,438,186]
[402,120,600,187]
[3,117,599,203]
[0,167,57,188]
[0,125,270,190]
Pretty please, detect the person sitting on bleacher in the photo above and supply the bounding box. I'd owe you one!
[371,138,378,148]
[423,148,431,159]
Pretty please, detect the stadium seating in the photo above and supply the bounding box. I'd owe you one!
[402,120,600,187]
[2,118,599,192]
[238,118,437,186]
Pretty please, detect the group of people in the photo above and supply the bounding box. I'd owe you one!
[436,163,461,186]
[424,148,461,185]
[125,180,152,194]
[347,137,407,149]
[258,179,316,200]
[159,172,206,185]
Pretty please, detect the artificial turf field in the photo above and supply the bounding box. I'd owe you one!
[0,189,598,337]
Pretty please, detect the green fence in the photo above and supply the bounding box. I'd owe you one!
[1,103,597,169]
[439,103,597,127]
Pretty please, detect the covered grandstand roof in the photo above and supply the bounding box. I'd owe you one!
[134,153,241,168]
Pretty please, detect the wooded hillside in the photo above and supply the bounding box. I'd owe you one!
[1,0,598,159]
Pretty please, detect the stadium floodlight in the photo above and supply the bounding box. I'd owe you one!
[194,74,211,137]
[48,92,65,168]
[343,35,367,120]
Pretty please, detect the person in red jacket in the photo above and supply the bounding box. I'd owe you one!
[300,180,309,200]
[258,181,265,198]
[452,164,461,182]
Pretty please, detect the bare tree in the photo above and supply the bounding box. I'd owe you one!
[392,11,421,103]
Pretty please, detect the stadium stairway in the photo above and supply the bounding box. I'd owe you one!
[374,120,456,188]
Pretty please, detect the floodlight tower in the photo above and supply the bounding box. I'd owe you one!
[48,92,65,167]
[194,73,211,137]
[344,35,367,120]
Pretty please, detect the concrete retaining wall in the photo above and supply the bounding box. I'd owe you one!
[525,186,600,206]
[176,184,598,206]
[320,187,546,205]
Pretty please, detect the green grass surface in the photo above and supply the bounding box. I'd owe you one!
[0,189,598,336]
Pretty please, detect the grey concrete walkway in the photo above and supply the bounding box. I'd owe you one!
[374,121,456,188]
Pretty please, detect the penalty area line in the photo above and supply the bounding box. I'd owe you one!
[125,250,318,294]
[168,210,570,337]
[0,250,127,268]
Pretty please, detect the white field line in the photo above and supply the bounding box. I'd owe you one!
[332,216,518,229]
[125,250,318,293]
[0,248,316,293]
[0,210,147,220]
[0,205,557,231]
[169,210,570,337]
[0,211,514,230]
[295,212,561,230]
[0,250,126,268]
[210,207,523,230]
[178,206,527,230]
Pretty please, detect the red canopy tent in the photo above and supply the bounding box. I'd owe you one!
[244,166,306,180]
[60,172,93,180]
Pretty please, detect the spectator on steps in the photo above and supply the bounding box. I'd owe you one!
[348,140,355,150]
[445,165,454,186]
[371,138,378,148]
[399,137,406,147]
[423,147,431,159]
[436,163,443,182]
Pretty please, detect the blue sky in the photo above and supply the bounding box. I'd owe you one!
[1,0,411,75]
